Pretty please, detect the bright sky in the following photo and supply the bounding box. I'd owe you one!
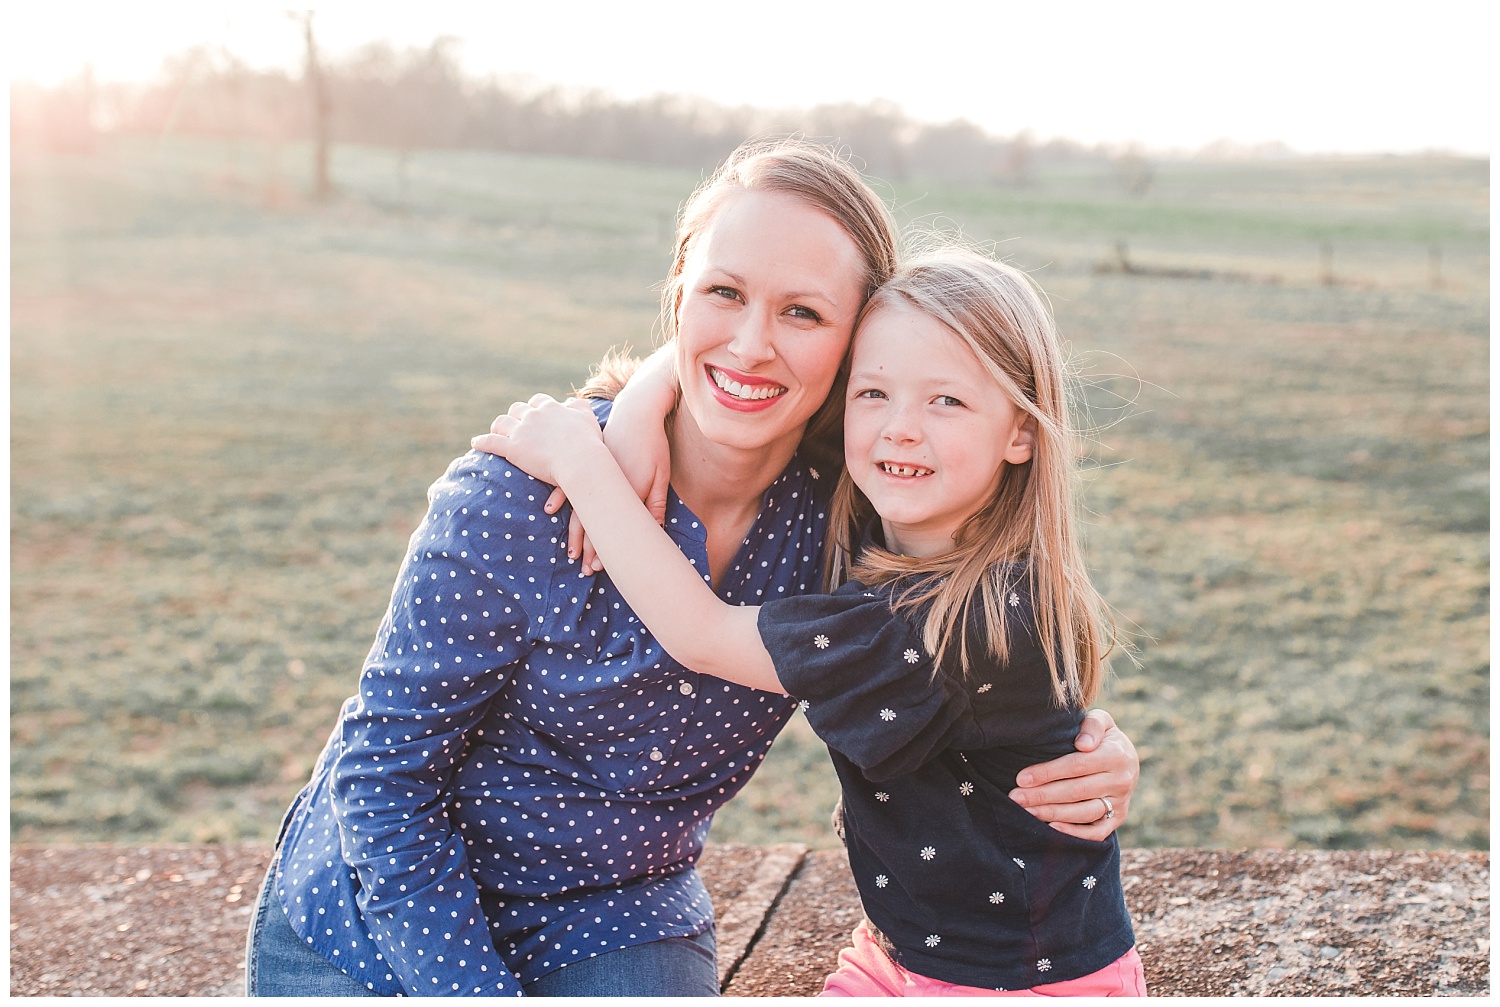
[7,2,1494,155]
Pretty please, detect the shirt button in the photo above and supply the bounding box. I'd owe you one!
[678,682,693,695]
[649,749,665,762]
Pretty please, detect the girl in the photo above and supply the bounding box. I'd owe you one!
[482,248,1145,995]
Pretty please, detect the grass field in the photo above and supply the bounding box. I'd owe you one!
[11,136,1488,851]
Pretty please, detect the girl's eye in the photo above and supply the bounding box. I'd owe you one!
[787,304,823,323]
[935,395,965,408]
[854,388,887,400]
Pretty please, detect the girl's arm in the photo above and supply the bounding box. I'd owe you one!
[480,342,679,569]
[476,394,785,694]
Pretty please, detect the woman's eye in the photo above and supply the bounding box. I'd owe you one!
[708,285,742,301]
[787,305,823,323]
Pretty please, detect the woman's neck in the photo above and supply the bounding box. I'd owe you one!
[667,410,802,588]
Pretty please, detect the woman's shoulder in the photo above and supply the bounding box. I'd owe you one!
[428,451,559,522]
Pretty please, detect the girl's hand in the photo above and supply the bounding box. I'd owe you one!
[569,345,678,572]
[472,394,606,497]
[1008,709,1139,841]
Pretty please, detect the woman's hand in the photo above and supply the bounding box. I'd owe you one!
[1008,709,1139,841]
[471,394,606,493]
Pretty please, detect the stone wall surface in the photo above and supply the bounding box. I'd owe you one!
[9,844,1489,997]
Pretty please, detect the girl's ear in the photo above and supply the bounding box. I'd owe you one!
[1004,414,1037,465]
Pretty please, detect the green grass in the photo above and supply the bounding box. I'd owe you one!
[11,136,1488,850]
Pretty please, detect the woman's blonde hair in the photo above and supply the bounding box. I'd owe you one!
[828,248,1114,708]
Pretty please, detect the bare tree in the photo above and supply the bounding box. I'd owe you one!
[289,11,332,200]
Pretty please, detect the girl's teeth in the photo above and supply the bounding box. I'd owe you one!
[882,463,932,477]
[712,368,785,401]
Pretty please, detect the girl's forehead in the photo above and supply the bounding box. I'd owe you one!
[853,299,952,354]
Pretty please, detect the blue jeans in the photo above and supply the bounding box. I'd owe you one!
[245,857,720,996]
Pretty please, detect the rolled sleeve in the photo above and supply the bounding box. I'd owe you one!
[758,584,974,781]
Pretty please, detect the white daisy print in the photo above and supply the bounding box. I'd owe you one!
[813,634,830,650]
[977,683,993,694]
[1013,857,1026,869]
[875,874,889,888]
[798,699,810,711]
[1037,959,1052,972]
[879,708,896,721]
[959,781,974,796]
[920,846,936,861]
[990,892,1005,904]
[903,648,920,664]
[1083,876,1097,889]
[1009,591,1021,607]
[925,934,941,948]
[875,792,890,802]
[809,467,821,480]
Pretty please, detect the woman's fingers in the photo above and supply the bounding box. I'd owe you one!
[1008,716,1138,840]
[1073,708,1116,751]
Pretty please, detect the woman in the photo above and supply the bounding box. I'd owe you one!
[246,137,1139,997]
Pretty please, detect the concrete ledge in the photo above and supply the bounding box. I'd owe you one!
[10,844,1488,996]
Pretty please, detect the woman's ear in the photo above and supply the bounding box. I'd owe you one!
[1004,414,1037,465]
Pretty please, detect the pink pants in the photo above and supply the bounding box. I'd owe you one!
[820,922,1147,997]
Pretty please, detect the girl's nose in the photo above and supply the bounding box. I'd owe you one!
[726,311,776,368]
[881,403,922,444]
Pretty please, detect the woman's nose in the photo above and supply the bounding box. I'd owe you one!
[726,311,776,367]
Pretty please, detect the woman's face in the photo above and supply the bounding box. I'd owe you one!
[673,189,866,461]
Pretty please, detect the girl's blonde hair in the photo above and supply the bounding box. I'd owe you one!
[828,248,1114,708]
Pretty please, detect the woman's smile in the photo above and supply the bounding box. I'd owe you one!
[706,364,789,408]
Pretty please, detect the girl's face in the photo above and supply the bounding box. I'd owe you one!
[673,189,866,462]
[843,300,1034,559]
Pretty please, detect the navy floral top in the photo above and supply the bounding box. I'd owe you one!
[273,410,825,995]
[758,561,1135,990]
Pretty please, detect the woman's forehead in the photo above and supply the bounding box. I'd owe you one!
[690,189,865,292]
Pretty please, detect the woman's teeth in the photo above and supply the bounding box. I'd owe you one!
[881,463,933,478]
[710,367,786,401]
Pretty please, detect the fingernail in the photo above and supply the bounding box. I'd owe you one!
[1015,771,1034,788]
[1078,733,1096,748]
[470,437,480,447]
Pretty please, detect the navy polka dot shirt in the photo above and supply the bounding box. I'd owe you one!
[759,565,1135,990]
[273,428,826,994]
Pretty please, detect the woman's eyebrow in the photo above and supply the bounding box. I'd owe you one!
[702,264,844,310]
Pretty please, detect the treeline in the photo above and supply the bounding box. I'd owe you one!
[12,38,1107,183]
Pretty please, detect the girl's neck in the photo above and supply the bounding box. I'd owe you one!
[667,410,802,588]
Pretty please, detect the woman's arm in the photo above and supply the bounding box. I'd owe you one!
[477,394,785,694]
[328,454,550,995]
